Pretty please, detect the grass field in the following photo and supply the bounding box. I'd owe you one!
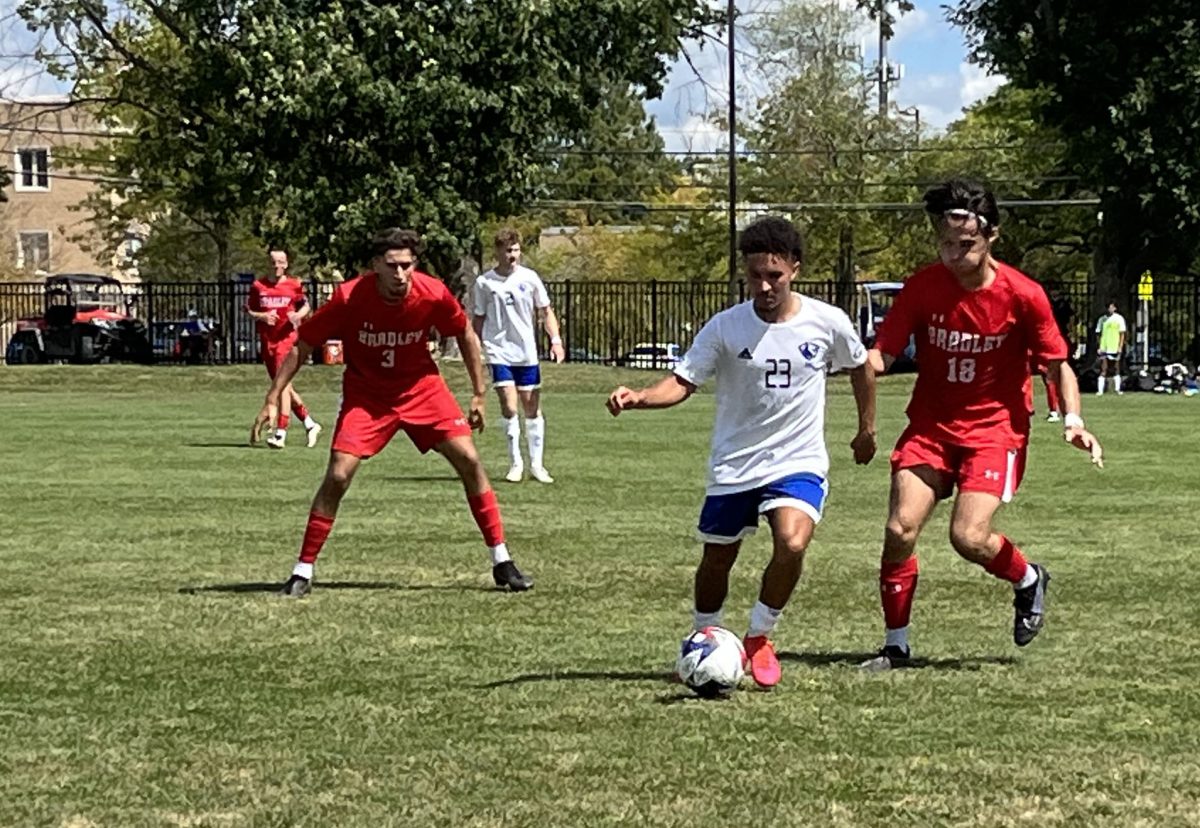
[1,363,1197,827]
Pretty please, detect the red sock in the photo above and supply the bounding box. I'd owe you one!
[298,511,335,564]
[984,536,1028,583]
[1045,378,1061,412]
[277,412,290,430]
[467,489,505,547]
[880,556,919,629]
[293,402,309,421]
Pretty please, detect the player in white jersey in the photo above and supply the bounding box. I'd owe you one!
[472,228,566,484]
[606,217,878,688]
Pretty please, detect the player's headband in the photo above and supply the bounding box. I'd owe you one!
[941,208,989,229]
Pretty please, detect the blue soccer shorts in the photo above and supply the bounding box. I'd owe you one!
[490,364,541,390]
[697,472,828,544]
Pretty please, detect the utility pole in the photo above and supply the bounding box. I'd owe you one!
[727,0,739,304]
[877,0,888,116]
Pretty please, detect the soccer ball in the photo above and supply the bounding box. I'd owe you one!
[676,626,745,698]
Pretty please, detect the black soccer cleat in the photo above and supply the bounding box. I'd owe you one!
[858,645,911,672]
[492,560,534,592]
[278,574,312,598]
[1013,563,1050,646]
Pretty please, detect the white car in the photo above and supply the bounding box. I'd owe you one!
[619,342,683,370]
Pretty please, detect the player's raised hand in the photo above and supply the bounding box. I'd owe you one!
[250,400,279,445]
[606,386,640,416]
[262,309,280,326]
[1065,426,1104,469]
[851,428,877,465]
[468,393,486,432]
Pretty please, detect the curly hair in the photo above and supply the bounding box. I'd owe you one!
[737,216,805,263]
[369,227,423,259]
[922,178,1000,235]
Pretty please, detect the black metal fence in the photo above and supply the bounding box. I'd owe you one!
[1,276,1197,368]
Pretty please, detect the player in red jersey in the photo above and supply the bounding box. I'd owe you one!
[251,228,534,596]
[245,249,322,449]
[861,179,1104,670]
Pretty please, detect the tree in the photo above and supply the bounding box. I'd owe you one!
[20,0,716,277]
[738,0,923,305]
[946,0,1200,302]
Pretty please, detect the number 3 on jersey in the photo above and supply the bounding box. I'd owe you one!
[947,356,976,383]
[381,348,395,368]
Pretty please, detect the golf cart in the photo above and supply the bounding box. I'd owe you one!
[6,274,153,364]
[854,281,916,372]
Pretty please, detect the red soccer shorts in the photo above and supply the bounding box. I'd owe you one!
[890,427,1027,502]
[263,339,298,379]
[331,376,472,458]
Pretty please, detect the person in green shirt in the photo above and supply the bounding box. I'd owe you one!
[1095,300,1127,395]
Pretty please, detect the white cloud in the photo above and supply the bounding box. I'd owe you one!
[658,113,726,155]
[890,5,933,46]
[959,61,1005,108]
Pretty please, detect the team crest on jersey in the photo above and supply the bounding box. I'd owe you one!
[737,347,753,360]
[798,342,822,361]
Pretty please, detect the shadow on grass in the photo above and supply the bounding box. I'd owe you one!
[480,669,672,689]
[179,580,494,595]
[778,650,1018,671]
[183,441,256,449]
[376,475,461,483]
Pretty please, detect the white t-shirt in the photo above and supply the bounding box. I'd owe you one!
[471,265,551,366]
[674,297,868,495]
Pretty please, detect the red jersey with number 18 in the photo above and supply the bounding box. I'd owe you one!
[874,260,1067,449]
[298,271,467,402]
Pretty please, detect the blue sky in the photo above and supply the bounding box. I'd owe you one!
[646,0,1005,153]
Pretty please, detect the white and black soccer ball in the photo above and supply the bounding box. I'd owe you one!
[676,626,745,698]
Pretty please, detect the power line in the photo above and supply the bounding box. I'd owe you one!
[531,198,1101,213]
[540,143,1066,158]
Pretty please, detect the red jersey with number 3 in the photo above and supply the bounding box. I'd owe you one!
[247,276,307,348]
[874,260,1067,449]
[298,271,467,401]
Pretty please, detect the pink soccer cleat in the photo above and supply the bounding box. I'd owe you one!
[742,635,781,688]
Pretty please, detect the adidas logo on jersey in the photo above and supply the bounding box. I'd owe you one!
[737,348,753,360]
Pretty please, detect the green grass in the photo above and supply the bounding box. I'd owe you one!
[1,363,1197,827]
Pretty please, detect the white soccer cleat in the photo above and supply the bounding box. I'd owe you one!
[306,422,323,448]
[504,463,524,483]
[529,465,554,484]
[266,433,287,450]
[1045,411,1060,423]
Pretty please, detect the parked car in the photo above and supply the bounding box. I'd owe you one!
[852,281,916,372]
[616,342,683,370]
[6,274,152,365]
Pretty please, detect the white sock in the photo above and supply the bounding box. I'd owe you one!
[885,626,909,651]
[1097,377,1106,394]
[293,561,313,580]
[303,415,317,429]
[489,542,511,565]
[526,415,546,469]
[502,416,522,466]
[1114,375,1122,393]
[1015,564,1038,590]
[693,609,723,630]
[746,600,782,638]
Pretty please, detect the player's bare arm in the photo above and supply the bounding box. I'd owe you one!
[606,375,695,416]
[540,306,565,364]
[848,362,878,465]
[286,302,311,330]
[456,324,489,432]
[251,341,313,443]
[867,347,894,375]
[1046,359,1104,467]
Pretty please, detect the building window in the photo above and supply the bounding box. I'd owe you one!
[17,231,51,272]
[14,148,50,191]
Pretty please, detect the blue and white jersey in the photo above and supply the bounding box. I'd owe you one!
[674,297,867,495]
[472,265,551,367]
